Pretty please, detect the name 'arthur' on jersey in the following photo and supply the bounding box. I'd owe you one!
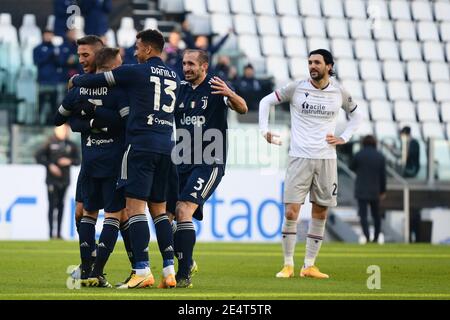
[174,76,229,171]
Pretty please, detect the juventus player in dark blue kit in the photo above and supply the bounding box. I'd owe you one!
[56,47,129,287]
[71,30,179,289]
[172,50,247,287]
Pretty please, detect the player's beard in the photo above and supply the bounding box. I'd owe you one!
[310,69,325,81]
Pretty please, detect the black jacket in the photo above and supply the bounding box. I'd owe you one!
[350,146,386,200]
[35,136,80,187]
[403,138,420,178]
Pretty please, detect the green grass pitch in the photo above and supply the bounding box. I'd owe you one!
[0,241,449,300]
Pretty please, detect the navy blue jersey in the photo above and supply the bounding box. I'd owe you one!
[58,86,128,178]
[72,57,180,155]
[174,75,229,173]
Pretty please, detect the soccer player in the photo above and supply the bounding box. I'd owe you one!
[55,47,129,287]
[171,49,247,288]
[259,49,362,279]
[70,29,180,289]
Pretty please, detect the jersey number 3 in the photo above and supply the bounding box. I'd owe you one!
[150,76,177,113]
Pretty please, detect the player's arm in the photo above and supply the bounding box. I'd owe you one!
[91,106,126,134]
[327,87,363,145]
[54,89,78,126]
[259,82,296,145]
[210,76,248,114]
[68,117,93,134]
[70,65,134,88]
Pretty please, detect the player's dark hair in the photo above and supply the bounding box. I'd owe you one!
[362,135,377,148]
[401,126,411,135]
[76,35,104,47]
[309,49,335,76]
[95,47,120,70]
[184,49,209,65]
[136,29,165,52]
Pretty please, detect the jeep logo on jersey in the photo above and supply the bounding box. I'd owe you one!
[180,114,206,127]
[86,135,114,146]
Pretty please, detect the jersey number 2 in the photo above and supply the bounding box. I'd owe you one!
[150,76,176,113]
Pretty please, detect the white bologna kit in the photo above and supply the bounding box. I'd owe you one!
[259,78,362,206]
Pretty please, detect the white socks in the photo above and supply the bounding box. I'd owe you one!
[281,219,297,266]
[136,267,151,277]
[163,265,175,277]
[304,218,326,268]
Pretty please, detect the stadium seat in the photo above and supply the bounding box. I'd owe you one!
[211,14,233,35]
[355,99,370,120]
[308,37,330,51]
[388,81,410,101]
[342,79,364,99]
[206,0,230,13]
[344,0,366,19]
[435,82,450,103]
[355,120,374,137]
[434,1,450,22]
[105,28,117,47]
[336,59,359,80]
[354,39,377,59]
[446,123,450,140]
[117,17,137,48]
[394,100,417,122]
[275,0,298,16]
[367,0,389,19]
[253,0,276,15]
[377,40,400,60]
[440,22,450,42]
[289,57,309,79]
[417,101,440,122]
[422,122,445,140]
[364,80,387,100]
[266,56,290,85]
[327,18,349,39]
[359,59,382,80]
[284,37,307,57]
[423,41,445,62]
[183,0,207,14]
[411,0,433,21]
[143,18,158,30]
[186,14,211,35]
[331,38,354,59]
[19,14,41,48]
[229,0,253,14]
[299,0,322,17]
[46,15,55,32]
[279,16,303,37]
[400,40,422,61]
[238,35,262,58]
[373,20,395,41]
[261,35,284,56]
[370,100,393,121]
[159,0,184,13]
[349,19,372,39]
[407,61,429,81]
[429,62,450,82]
[389,0,412,20]
[418,21,440,42]
[383,60,405,81]
[234,14,257,35]
[440,102,450,122]
[410,81,434,102]
[304,17,327,38]
[322,0,344,18]
[213,33,238,54]
[0,13,19,46]
[257,16,280,36]
[375,120,398,139]
[446,43,450,61]
[395,20,417,41]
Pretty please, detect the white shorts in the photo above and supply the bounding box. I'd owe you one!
[283,157,337,207]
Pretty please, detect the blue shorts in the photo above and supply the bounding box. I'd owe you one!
[75,169,86,203]
[82,176,125,213]
[117,145,171,202]
[178,165,224,221]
